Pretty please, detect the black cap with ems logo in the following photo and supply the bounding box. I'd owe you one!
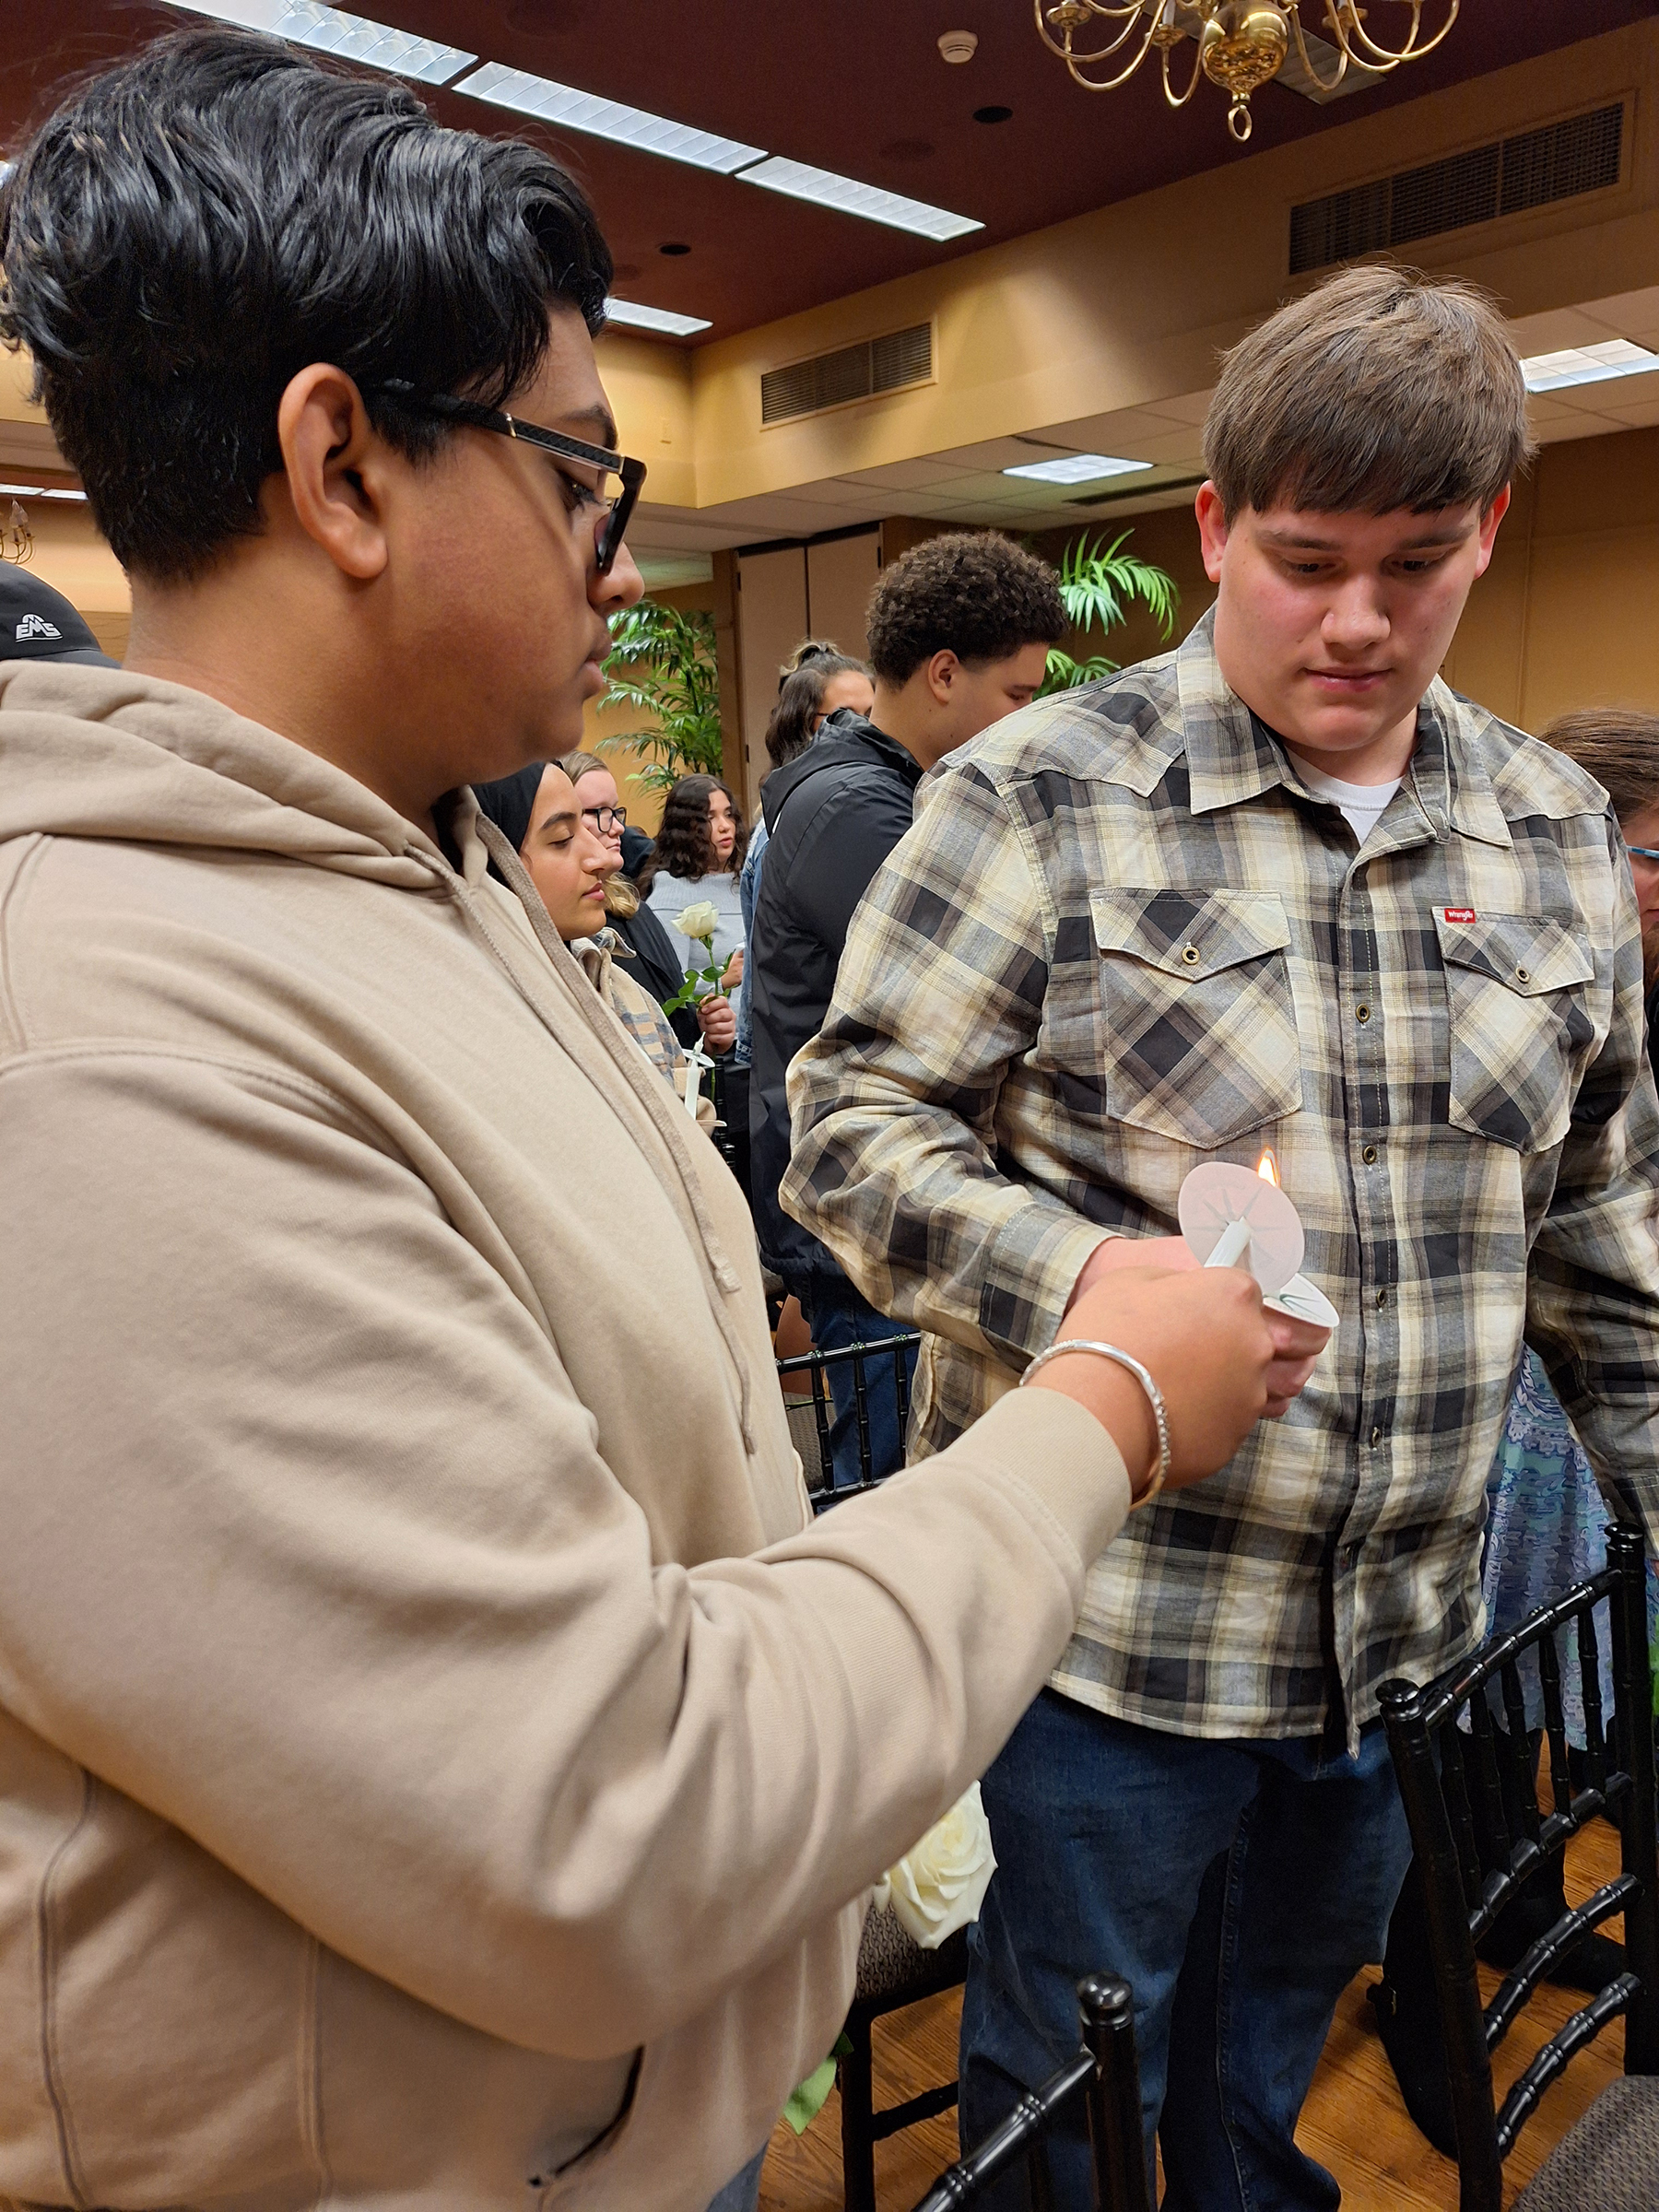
[0,565,116,665]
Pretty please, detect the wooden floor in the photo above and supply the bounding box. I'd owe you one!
[759,1812,1624,2211]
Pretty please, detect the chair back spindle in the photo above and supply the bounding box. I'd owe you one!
[908,1976,1149,2212]
[776,1330,922,1504]
[1378,1525,1659,2212]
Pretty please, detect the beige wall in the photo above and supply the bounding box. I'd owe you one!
[1441,425,1659,730]
[591,330,696,511]
[600,21,1659,514]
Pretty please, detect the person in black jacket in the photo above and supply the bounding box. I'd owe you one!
[749,532,1066,1486]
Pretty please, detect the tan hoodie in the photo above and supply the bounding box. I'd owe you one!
[0,663,1131,2212]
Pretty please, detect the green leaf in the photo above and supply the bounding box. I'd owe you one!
[781,2033,854,2135]
[782,2056,839,2136]
[598,600,725,782]
[1036,529,1180,700]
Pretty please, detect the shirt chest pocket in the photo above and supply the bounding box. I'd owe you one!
[1089,888,1302,1147]
[1434,910,1596,1151]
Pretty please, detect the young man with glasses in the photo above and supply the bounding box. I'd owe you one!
[786,267,1659,2206]
[0,27,1300,2212]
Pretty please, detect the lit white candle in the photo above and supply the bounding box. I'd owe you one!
[1177,1151,1338,1329]
[1178,1155,1303,1294]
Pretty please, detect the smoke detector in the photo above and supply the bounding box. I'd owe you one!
[937,30,979,64]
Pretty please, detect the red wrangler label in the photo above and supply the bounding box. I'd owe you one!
[1441,907,1477,924]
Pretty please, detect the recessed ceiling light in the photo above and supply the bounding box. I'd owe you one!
[164,1,476,86]
[455,60,765,173]
[605,298,712,337]
[1521,337,1659,393]
[1002,453,1153,485]
[736,158,982,241]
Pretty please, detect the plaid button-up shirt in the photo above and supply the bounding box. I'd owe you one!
[784,612,1659,1746]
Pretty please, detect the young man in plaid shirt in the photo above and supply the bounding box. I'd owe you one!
[784,265,1659,2206]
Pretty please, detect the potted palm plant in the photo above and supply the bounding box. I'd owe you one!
[597,599,724,796]
[1039,529,1180,696]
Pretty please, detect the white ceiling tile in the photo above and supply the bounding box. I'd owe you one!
[1599,391,1659,428]
[1112,429,1204,467]
[1534,411,1625,444]
[1508,305,1626,356]
[840,457,968,492]
[1145,388,1216,428]
[1576,288,1659,345]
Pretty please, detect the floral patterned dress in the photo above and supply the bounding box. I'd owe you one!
[1481,1347,1659,1740]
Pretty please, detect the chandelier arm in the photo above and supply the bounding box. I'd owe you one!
[1064,11,1165,92]
[1287,6,1348,93]
[1341,1,1460,70]
[1033,0,1146,67]
[1159,30,1209,109]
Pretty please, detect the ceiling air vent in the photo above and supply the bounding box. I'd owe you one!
[761,323,933,425]
[1289,102,1623,276]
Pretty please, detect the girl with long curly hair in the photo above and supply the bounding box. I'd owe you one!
[641,774,749,1043]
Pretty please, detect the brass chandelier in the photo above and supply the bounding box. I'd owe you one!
[1034,1,1460,143]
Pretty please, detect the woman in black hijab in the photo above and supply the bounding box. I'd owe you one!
[471,763,697,1046]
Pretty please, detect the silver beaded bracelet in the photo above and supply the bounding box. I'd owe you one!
[1018,1338,1171,1508]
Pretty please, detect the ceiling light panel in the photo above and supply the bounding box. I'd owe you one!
[605,298,712,337]
[1522,337,1659,392]
[166,1,475,85]
[738,158,982,241]
[457,62,764,173]
[1002,453,1153,485]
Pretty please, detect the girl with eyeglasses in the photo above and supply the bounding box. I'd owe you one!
[558,749,702,1041]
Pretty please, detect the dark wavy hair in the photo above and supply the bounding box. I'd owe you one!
[0,26,611,581]
[763,653,870,771]
[865,531,1065,687]
[641,774,747,888]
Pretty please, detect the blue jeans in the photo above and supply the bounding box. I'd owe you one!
[960,1690,1413,2210]
[800,1285,917,1490]
[704,2144,764,2212]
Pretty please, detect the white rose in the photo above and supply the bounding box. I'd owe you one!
[672,900,722,940]
[873,1783,997,1951]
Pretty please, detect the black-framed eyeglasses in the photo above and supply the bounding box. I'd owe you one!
[372,382,645,575]
[582,804,628,833]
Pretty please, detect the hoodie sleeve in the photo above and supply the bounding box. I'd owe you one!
[0,1043,1128,2063]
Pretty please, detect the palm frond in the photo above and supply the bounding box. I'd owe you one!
[597,598,725,786]
[1038,529,1180,700]
[1044,648,1121,691]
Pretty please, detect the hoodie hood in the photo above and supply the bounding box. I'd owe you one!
[0,658,460,889]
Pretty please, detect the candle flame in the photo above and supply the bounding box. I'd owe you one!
[1257,1147,1281,1188]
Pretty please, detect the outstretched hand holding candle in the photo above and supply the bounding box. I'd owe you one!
[1058,1148,1333,1449]
[1027,1266,1295,1500]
